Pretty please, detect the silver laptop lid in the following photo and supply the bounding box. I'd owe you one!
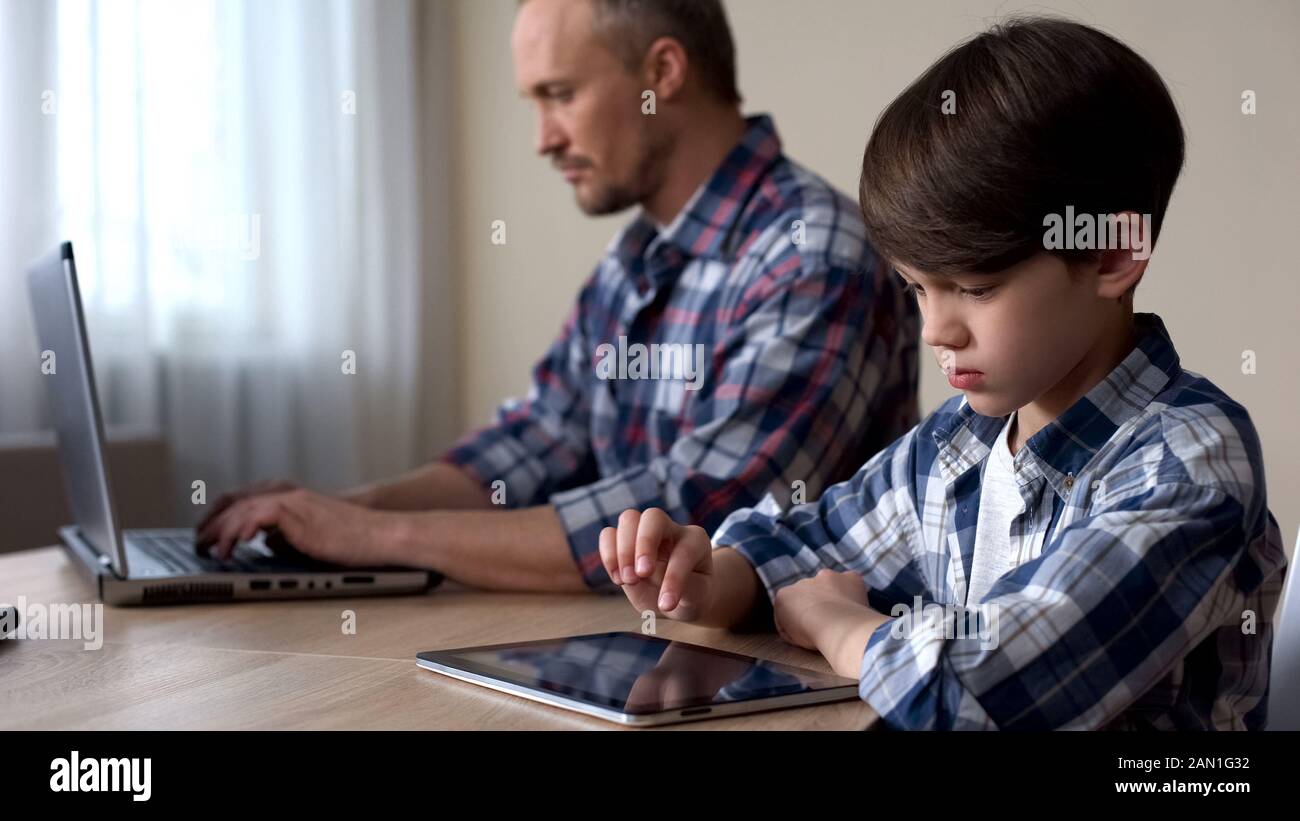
[26,242,129,578]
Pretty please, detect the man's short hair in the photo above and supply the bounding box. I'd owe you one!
[583,0,742,105]
[858,16,1185,275]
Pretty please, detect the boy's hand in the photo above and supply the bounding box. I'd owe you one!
[772,569,870,650]
[599,508,714,622]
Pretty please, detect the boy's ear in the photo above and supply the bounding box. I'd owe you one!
[1094,211,1150,300]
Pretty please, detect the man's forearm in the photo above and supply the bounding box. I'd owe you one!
[386,504,588,592]
[345,462,492,512]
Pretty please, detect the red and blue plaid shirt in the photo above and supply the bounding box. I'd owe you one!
[443,115,920,589]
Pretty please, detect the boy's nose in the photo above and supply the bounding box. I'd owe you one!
[921,304,968,351]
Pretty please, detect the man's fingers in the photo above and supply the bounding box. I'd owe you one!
[196,480,296,535]
[209,509,246,561]
[195,493,242,534]
[212,496,292,560]
[268,505,309,555]
[236,517,262,545]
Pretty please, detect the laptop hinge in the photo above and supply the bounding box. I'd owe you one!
[58,525,127,582]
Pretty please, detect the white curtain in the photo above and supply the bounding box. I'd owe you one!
[0,0,458,523]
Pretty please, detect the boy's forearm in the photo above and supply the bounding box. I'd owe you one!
[812,601,891,680]
[699,547,772,630]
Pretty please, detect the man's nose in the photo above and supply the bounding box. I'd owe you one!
[535,111,566,156]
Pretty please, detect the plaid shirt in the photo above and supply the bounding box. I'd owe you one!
[444,115,920,589]
[716,312,1287,730]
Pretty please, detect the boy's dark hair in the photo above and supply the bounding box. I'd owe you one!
[585,0,742,105]
[858,16,1185,275]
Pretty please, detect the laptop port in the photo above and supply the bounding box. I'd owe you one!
[342,575,374,584]
[279,579,298,589]
[680,707,712,717]
[250,580,271,591]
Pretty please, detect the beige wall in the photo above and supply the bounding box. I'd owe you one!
[442,0,1300,551]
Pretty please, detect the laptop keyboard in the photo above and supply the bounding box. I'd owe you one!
[127,533,267,574]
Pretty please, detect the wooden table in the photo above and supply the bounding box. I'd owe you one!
[0,546,877,730]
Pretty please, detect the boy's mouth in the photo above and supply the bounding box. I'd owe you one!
[947,368,985,390]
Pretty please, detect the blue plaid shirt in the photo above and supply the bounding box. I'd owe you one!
[716,312,1287,730]
[444,115,920,589]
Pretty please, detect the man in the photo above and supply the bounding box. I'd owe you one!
[197,0,919,593]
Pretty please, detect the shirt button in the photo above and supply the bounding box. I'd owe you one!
[1064,474,1075,490]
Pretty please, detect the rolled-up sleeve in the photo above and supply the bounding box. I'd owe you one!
[710,419,922,609]
[442,293,597,512]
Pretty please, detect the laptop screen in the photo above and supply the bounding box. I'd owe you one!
[26,242,128,577]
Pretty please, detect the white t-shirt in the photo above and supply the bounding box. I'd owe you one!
[965,412,1024,606]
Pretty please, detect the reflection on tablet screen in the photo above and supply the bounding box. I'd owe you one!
[452,632,853,714]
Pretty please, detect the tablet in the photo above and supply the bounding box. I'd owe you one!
[415,631,860,726]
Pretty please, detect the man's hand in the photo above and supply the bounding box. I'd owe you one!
[196,479,374,534]
[195,486,399,566]
[599,508,715,623]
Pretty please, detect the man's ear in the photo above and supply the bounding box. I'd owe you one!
[1095,212,1150,300]
[641,36,688,102]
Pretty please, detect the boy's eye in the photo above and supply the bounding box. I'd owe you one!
[961,286,994,301]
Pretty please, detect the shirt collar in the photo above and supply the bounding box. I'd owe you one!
[932,312,1183,500]
[614,114,783,278]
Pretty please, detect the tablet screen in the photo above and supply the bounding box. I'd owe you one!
[418,631,857,715]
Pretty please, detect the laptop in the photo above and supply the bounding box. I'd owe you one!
[26,241,439,605]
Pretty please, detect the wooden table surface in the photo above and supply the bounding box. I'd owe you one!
[0,546,876,731]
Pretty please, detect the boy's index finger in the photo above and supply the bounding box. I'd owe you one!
[657,537,704,613]
[634,508,674,578]
[615,508,641,582]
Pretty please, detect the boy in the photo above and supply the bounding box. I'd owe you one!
[598,16,1287,730]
